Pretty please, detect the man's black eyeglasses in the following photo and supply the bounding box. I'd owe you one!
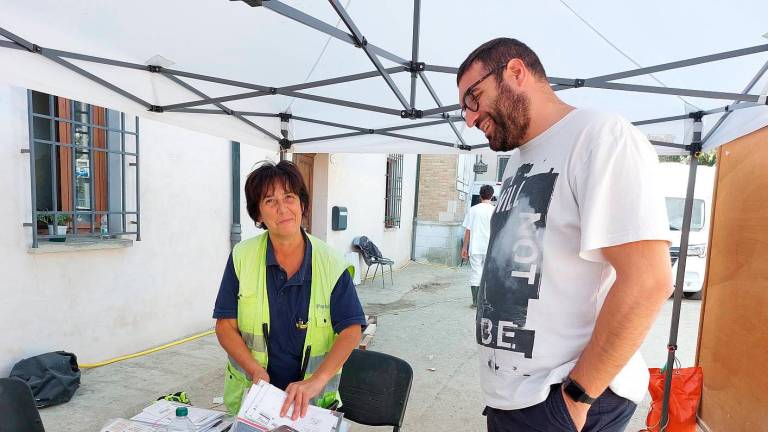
[460,64,506,120]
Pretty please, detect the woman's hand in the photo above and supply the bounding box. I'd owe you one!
[249,364,270,385]
[280,376,327,420]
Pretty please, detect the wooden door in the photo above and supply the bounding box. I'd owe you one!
[294,153,315,234]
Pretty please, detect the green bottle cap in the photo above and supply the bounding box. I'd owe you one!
[175,406,188,417]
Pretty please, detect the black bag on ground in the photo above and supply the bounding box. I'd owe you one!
[8,351,80,408]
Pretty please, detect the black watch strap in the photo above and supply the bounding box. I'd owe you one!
[562,377,596,405]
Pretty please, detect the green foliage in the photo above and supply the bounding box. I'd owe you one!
[36,212,71,225]
[658,149,717,167]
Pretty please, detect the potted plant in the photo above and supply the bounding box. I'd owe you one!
[53,214,71,236]
[36,213,53,234]
[38,214,70,235]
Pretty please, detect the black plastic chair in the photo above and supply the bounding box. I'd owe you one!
[0,378,46,432]
[338,349,413,432]
[352,236,394,288]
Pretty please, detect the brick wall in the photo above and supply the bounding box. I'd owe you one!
[417,155,467,222]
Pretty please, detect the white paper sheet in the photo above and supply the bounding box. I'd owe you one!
[234,381,342,432]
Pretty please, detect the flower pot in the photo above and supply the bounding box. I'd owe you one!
[56,225,69,235]
[47,224,55,235]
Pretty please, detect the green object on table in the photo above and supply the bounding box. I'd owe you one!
[48,237,66,242]
[157,391,190,404]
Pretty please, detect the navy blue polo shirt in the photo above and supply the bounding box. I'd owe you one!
[212,235,366,390]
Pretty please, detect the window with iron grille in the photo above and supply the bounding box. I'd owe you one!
[497,155,510,182]
[384,154,403,228]
[27,90,141,248]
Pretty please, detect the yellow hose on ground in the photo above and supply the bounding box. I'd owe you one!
[79,330,215,369]
[360,259,413,281]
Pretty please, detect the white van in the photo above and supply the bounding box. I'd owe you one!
[659,163,715,299]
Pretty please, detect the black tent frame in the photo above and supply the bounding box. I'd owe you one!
[3,1,768,428]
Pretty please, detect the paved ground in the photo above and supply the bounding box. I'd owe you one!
[39,262,702,432]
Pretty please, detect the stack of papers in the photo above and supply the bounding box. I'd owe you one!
[129,400,229,431]
[100,418,163,432]
[232,381,344,432]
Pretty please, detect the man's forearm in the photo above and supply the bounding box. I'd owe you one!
[569,265,672,397]
[311,325,361,384]
[463,229,471,251]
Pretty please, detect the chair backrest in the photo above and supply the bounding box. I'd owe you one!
[338,349,413,431]
[351,236,385,265]
[352,236,374,265]
[0,378,46,432]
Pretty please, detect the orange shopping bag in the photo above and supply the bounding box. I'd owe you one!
[645,366,703,432]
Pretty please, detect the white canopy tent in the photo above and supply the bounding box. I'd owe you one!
[1,0,768,155]
[2,0,768,428]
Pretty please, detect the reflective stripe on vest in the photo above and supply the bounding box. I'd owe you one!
[223,232,354,415]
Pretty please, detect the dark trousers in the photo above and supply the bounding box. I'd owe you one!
[485,384,636,432]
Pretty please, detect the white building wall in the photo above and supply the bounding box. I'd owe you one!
[0,84,277,375]
[313,153,417,275]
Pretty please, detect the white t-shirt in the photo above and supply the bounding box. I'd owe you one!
[476,109,670,410]
[463,202,495,256]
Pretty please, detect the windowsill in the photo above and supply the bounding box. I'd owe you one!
[28,238,134,254]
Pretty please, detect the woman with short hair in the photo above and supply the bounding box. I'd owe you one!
[213,160,365,419]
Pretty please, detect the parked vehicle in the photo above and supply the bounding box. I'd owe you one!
[660,163,716,299]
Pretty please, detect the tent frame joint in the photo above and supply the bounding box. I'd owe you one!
[149,105,164,113]
[688,110,705,121]
[457,144,471,151]
[406,61,426,72]
[147,65,163,73]
[234,0,265,6]
[353,35,368,48]
[279,112,292,122]
[400,108,423,119]
[279,138,292,150]
[687,141,703,155]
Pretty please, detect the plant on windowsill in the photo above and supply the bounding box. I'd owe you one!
[37,213,71,236]
[53,214,71,236]
[36,213,53,233]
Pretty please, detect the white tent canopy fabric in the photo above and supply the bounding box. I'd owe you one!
[2,0,768,155]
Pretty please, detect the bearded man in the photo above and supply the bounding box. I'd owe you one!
[456,38,673,432]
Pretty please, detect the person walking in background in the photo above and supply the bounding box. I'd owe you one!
[462,184,495,308]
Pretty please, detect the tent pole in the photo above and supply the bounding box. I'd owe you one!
[230,141,241,249]
[552,43,768,91]
[702,59,768,145]
[419,72,467,147]
[410,154,421,260]
[659,114,703,431]
[162,73,280,141]
[279,113,291,160]
[259,0,409,66]
[409,0,421,109]
[328,0,411,109]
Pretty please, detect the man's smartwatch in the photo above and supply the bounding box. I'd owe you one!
[562,377,596,405]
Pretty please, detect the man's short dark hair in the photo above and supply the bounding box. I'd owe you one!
[457,38,547,85]
[480,185,494,200]
[244,160,309,229]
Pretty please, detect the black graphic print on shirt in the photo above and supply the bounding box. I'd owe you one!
[476,163,558,361]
